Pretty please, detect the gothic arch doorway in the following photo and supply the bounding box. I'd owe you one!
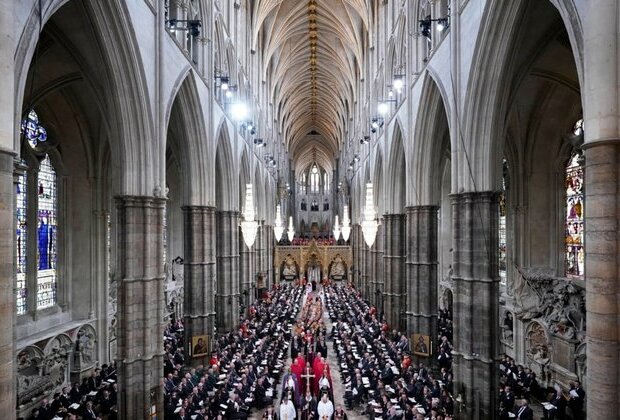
[305,254,323,283]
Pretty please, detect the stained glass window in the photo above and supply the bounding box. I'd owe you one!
[21,110,48,149]
[310,165,319,193]
[499,158,508,283]
[163,205,168,265]
[16,169,28,314]
[37,155,57,309]
[565,150,584,278]
[106,213,112,276]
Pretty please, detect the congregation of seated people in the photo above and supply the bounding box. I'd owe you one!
[25,365,118,420]
[499,355,585,420]
[324,284,456,420]
[163,284,303,419]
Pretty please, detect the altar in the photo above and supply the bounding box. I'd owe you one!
[274,239,352,284]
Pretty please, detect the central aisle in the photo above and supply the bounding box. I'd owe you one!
[319,289,365,420]
[249,283,364,419]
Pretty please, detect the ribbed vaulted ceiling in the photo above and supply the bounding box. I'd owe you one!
[253,0,368,174]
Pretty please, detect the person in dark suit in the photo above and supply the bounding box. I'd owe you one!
[82,401,98,420]
[568,381,585,420]
[500,385,515,412]
[380,362,394,385]
[543,389,567,420]
[516,399,534,420]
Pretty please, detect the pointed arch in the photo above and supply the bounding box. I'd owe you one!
[411,72,451,206]
[372,148,384,214]
[166,70,209,205]
[462,0,583,191]
[215,121,235,210]
[15,0,156,196]
[385,121,406,213]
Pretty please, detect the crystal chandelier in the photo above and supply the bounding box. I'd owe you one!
[341,205,351,242]
[240,183,258,248]
[287,216,295,242]
[273,204,284,242]
[361,182,378,248]
[333,215,341,240]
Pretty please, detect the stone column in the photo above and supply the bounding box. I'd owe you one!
[582,1,620,415]
[351,224,361,288]
[370,221,384,309]
[583,144,619,414]
[115,196,165,419]
[263,224,274,290]
[254,221,266,298]
[1,1,15,413]
[0,150,15,417]
[383,214,406,330]
[405,206,439,339]
[359,224,370,298]
[450,193,499,419]
[238,227,255,316]
[215,211,240,332]
[182,206,216,357]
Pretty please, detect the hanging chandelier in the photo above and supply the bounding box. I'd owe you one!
[274,204,284,242]
[341,204,351,242]
[361,183,378,247]
[333,215,341,240]
[287,216,295,242]
[240,184,258,248]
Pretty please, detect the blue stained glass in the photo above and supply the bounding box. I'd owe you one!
[16,170,27,314]
[499,158,508,283]
[21,110,48,148]
[37,155,57,309]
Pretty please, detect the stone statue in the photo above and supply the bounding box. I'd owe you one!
[17,347,53,406]
[74,326,96,370]
[330,256,345,278]
[526,322,551,381]
[502,311,514,344]
[282,255,297,277]
[513,267,586,340]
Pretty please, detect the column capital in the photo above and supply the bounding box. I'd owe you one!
[449,190,500,202]
[405,204,440,212]
[114,195,166,208]
[181,204,216,212]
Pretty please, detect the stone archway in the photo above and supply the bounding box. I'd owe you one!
[305,254,323,283]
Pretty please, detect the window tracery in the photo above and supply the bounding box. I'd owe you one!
[17,110,59,312]
[565,149,584,278]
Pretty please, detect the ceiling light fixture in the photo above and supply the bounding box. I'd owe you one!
[361,183,378,248]
[274,204,284,242]
[240,184,258,248]
[231,103,248,121]
[333,215,341,240]
[166,19,202,37]
[287,216,295,242]
[341,205,351,242]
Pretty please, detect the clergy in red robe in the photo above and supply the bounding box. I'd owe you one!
[314,366,333,399]
[291,357,304,398]
[294,354,306,373]
[312,355,329,380]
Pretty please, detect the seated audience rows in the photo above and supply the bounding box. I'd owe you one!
[163,284,303,419]
[324,284,455,420]
[26,365,118,420]
[498,355,585,420]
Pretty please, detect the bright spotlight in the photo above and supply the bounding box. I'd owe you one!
[231,103,248,121]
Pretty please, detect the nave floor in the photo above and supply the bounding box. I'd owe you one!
[249,286,364,419]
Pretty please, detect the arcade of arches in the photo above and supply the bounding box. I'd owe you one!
[1,0,618,419]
